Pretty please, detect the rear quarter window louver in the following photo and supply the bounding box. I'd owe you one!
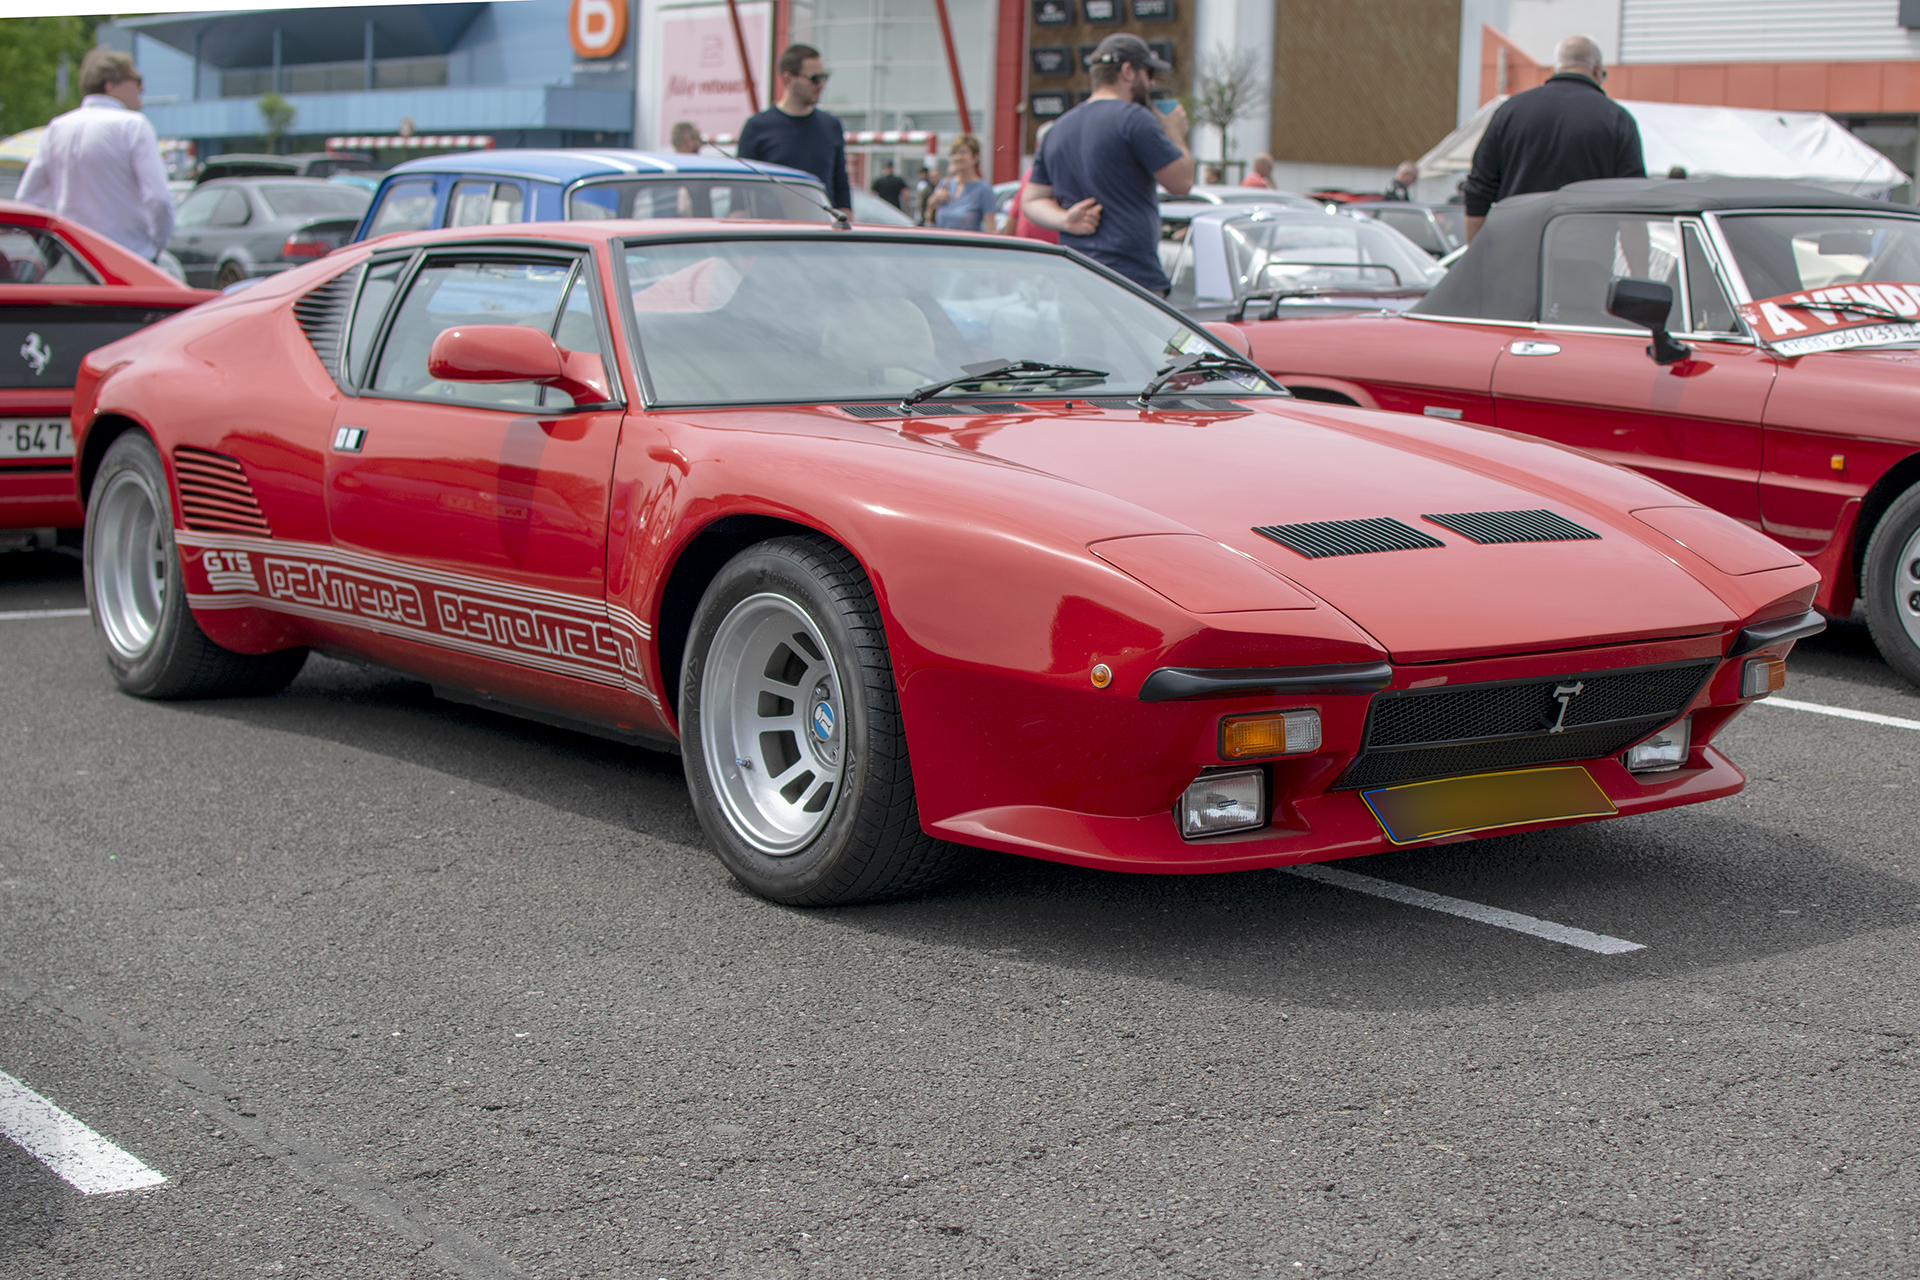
[291,267,360,380]
[174,447,272,536]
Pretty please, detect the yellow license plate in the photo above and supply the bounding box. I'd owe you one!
[1362,766,1617,845]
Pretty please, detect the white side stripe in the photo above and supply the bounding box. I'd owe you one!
[0,1070,167,1195]
[0,608,89,620]
[1282,863,1646,954]
[1753,696,1920,733]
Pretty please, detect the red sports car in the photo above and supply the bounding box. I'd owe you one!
[1222,179,1920,685]
[1,200,215,549]
[71,219,1819,904]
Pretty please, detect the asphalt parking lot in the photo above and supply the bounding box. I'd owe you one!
[2,548,1917,1279]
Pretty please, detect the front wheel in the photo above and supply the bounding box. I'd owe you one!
[679,535,963,905]
[84,431,307,699]
[1863,482,1920,687]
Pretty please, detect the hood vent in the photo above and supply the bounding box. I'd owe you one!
[1424,509,1599,545]
[1255,517,1443,559]
[291,267,360,380]
[174,447,272,536]
[839,402,1024,419]
[1085,396,1248,412]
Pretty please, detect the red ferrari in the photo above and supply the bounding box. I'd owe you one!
[71,219,1819,903]
[1,200,215,549]
[1223,179,1920,686]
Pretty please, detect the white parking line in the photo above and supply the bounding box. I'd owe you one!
[1753,696,1920,733]
[1281,863,1646,955]
[0,1069,167,1195]
[0,608,89,620]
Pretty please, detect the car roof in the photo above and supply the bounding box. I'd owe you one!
[1415,177,1906,323]
[383,148,825,187]
[350,217,1062,257]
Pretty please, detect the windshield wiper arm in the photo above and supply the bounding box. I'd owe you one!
[1779,297,1901,320]
[1135,351,1273,405]
[900,358,1108,407]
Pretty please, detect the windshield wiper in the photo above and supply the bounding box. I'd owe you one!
[900,358,1109,407]
[1780,296,1901,321]
[1135,351,1274,405]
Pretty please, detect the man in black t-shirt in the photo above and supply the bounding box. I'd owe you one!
[870,160,907,211]
[736,43,852,214]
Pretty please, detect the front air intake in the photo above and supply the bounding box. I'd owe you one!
[1254,517,1443,559]
[174,447,272,536]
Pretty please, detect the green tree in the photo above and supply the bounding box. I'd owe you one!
[258,93,295,154]
[0,16,100,137]
[1193,45,1270,179]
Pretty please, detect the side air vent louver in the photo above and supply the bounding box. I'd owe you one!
[291,267,360,379]
[1423,509,1600,545]
[1254,517,1444,559]
[174,447,272,536]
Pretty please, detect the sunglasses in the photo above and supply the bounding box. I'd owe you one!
[805,72,830,86]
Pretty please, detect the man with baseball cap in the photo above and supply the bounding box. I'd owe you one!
[1021,33,1194,293]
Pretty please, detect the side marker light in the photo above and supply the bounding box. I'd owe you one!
[1090,663,1112,688]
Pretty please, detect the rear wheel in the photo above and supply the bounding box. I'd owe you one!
[214,261,246,289]
[84,432,306,699]
[1863,482,1920,687]
[679,535,964,905]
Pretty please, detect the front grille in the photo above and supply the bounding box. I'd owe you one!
[174,447,272,536]
[1255,517,1444,559]
[1423,508,1600,545]
[291,267,359,380]
[1335,658,1716,790]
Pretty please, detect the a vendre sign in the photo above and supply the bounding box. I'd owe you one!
[1738,284,1920,356]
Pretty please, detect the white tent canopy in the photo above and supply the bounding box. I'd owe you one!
[1413,98,1909,202]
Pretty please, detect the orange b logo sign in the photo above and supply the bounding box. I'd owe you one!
[569,0,627,57]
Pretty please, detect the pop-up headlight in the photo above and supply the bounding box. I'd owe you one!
[1625,718,1689,774]
[1177,769,1267,838]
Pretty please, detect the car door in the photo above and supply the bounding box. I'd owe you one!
[322,245,635,717]
[1491,213,1776,523]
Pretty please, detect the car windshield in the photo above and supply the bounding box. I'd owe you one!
[1718,213,1920,298]
[570,177,833,223]
[623,237,1249,405]
[1222,213,1445,295]
[258,183,371,218]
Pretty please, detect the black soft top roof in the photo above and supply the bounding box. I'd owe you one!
[1410,178,1908,322]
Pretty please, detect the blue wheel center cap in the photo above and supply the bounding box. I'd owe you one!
[812,701,835,740]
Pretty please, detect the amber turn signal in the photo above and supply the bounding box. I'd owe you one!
[1741,656,1787,698]
[1219,709,1321,760]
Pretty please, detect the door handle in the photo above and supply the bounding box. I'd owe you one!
[1510,341,1561,356]
[332,426,366,452]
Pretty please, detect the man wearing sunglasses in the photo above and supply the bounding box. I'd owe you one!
[18,47,175,269]
[736,44,852,217]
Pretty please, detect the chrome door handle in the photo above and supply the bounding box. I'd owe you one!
[1510,341,1561,356]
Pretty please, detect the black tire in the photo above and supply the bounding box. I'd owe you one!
[83,431,307,699]
[1863,482,1920,687]
[214,261,246,289]
[679,535,965,905]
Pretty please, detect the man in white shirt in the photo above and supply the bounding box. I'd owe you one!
[18,48,175,263]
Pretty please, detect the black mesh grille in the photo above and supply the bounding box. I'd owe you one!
[839,405,902,419]
[1254,517,1445,559]
[1423,509,1601,545]
[1335,659,1716,789]
[291,268,358,379]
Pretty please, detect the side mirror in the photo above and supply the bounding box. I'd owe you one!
[1605,278,1690,365]
[426,324,611,406]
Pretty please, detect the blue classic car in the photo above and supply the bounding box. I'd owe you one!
[351,149,836,242]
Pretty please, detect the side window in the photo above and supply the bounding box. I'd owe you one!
[542,271,605,408]
[1680,224,1739,334]
[1541,214,1681,329]
[346,258,407,386]
[370,258,574,408]
[174,187,223,229]
[566,186,620,220]
[0,227,99,285]
[209,188,252,227]
[448,181,524,227]
[367,180,439,237]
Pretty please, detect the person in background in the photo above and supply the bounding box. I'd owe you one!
[18,48,175,270]
[1462,34,1643,240]
[1202,163,1224,185]
[911,164,938,224]
[736,43,852,215]
[1002,120,1059,243]
[1386,160,1418,200]
[1021,33,1193,294]
[1667,165,1689,179]
[870,159,907,210]
[925,134,996,232]
[1240,154,1274,188]
[669,121,702,154]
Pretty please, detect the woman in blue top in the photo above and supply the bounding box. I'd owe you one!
[926,134,997,232]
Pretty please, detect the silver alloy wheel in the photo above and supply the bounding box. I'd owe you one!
[91,468,169,660]
[699,592,847,855]
[1899,523,1920,649]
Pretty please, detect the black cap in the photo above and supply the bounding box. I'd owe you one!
[1089,33,1171,73]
